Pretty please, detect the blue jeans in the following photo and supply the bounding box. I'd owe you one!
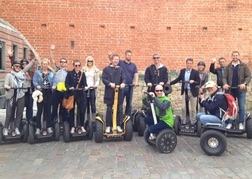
[196,112,222,126]
[144,116,170,134]
[122,86,133,115]
[106,103,123,127]
[229,89,246,124]
[86,89,96,114]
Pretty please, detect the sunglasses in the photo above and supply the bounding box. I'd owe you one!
[155,90,163,92]
[75,64,81,67]
[153,57,159,59]
[14,65,21,68]
[87,60,93,62]
[60,61,67,63]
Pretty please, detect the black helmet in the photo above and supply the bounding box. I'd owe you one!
[197,61,206,67]
[20,59,29,64]
[12,60,21,66]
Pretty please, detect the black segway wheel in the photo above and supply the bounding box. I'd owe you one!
[27,124,35,144]
[174,115,181,135]
[200,130,227,156]
[87,120,93,140]
[63,121,70,143]
[95,120,103,143]
[54,122,60,141]
[156,129,177,154]
[22,123,29,142]
[124,119,133,141]
[144,128,155,146]
[137,115,146,136]
[132,112,139,132]
[196,120,202,137]
[246,117,252,139]
[0,125,3,143]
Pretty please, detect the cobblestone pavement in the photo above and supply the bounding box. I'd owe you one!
[0,110,252,179]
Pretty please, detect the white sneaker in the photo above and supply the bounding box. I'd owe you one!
[105,126,110,133]
[239,123,244,130]
[3,128,8,136]
[149,133,156,140]
[117,126,123,133]
[70,127,75,134]
[81,126,86,133]
[15,128,20,135]
[226,123,232,129]
[35,128,40,135]
[47,127,53,134]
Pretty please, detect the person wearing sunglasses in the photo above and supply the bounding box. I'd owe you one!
[3,59,36,136]
[65,59,88,134]
[82,56,100,122]
[102,54,126,133]
[143,85,174,140]
[144,53,168,92]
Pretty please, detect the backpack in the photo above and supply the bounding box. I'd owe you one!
[222,93,238,121]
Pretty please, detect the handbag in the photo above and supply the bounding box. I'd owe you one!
[62,72,83,111]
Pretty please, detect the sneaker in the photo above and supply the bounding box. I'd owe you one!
[117,126,123,133]
[105,126,111,133]
[149,133,156,140]
[81,126,86,133]
[35,128,40,135]
[226,123,232,130]
[70,127,75,134]
[3,128,8,136]
[239,123,244,130]
[15,128,20,135]
[47,127,53,134]
[190,124,196,129]
[180,123,186,129]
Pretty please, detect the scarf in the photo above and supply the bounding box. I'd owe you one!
[11,70,25,100]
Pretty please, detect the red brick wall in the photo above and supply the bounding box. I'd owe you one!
[0,0,251,71]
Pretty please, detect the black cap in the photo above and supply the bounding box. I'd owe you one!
[20,59,29,64]
[197,61,206,67]
[12,60,21,66]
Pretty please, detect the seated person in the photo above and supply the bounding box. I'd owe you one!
[143,85,174,139]
[197,81,228,126]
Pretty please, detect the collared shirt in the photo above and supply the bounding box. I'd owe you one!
[184,69,191,90]
[119,60,138,85]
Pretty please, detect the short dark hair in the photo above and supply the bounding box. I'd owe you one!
[125,50,132,55]
[232,51,240,56]
[219,57,226,61]
[73,59,81,65]
[186,58,193,63]
[112,54,120,60]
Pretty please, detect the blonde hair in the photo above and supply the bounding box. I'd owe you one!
[82,56,99,73]
[41,58,56,74]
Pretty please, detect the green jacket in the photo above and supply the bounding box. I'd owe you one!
[154,96,174,128]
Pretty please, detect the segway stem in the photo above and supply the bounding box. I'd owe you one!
[112,86,120,133]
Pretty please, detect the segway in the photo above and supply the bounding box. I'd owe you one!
[0,87,29,144]
[63,88,93,142]
[94,86,133,143]
[143,91,177,153]
[27,87,60,144]
[200,111,252,156]
[174,81,202,137]
[86,86,96,131]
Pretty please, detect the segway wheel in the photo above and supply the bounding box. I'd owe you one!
[63,121,70,143]
[137,115,146,136]
[196,120,202,137]
[144,128,155,146]
[246,117,252,139]
[200,130,227,156]
[27,124,35,144]
[0,125,3,143]
[95,120,103,143]
[87,120,93,140]
[54,122,60,141]
[132,112,139,132]
[124,119,133,141]
[156,129,177,154]
[174,115,181,135]
[22,123,29,142]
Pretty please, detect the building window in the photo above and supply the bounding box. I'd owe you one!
[0,40,6,70]
[23,47,28,60]
[12,44,18,61]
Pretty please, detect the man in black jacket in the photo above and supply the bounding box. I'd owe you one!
[144,53,168,92]
[209,57,226,87]
[170,58,200,128]
[102,54,126,133]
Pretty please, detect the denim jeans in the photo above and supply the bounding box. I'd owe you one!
[229,89,246,124]
[196,112,222,126]
[144,116,170,134]
[122,86,133,115]
[106,103,123,127]
[86,89,96,114]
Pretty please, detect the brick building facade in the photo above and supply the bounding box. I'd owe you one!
[0,0,251,72]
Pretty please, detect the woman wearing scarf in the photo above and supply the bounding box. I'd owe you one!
[3,59,36,136]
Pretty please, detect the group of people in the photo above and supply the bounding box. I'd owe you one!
[2,47,251,137]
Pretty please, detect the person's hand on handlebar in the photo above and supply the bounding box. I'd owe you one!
[239,84,246,90]
[147,83,152,87]
[110,83,115,88]
[36,85,41,90]
[223,84,230,90]
[189,80,195,84]
[149,92,155,98]
[5,85,11,91]
[120,83,125,89]
[159,82,164,86]
[52,86,56,90]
